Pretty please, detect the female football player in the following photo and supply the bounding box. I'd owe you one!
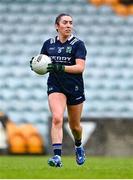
[31,13,87,167]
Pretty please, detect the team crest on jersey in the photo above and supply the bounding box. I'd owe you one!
[66,46,72,53]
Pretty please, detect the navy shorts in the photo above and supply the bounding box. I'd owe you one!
[47,81,85,105]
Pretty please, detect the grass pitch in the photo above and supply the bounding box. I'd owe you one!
[0,155,133,179]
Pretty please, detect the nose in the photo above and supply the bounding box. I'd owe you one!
[67,22,72,28]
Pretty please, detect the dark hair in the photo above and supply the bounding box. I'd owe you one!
[55,13,72,25]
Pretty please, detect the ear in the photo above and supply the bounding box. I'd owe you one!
[55,24,58,32]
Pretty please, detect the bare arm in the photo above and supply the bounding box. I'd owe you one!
[64,59,85,74]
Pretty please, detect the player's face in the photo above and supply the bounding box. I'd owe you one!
[56,16,73,38]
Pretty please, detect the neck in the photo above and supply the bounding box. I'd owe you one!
[58,34,72,43]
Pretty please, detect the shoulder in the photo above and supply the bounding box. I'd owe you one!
[41,37,56,53]
[71,37,87,56]
[43,37,56,45]
[70,36,85,47]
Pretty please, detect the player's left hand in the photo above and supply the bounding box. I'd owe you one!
[47,63,65,73]
[30,57,34,70]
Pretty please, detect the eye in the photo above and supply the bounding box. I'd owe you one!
[62,20,73,25]
[63,20,67,24]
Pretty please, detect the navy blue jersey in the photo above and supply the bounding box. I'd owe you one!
[41,35,86,65]
[40,35,87,104]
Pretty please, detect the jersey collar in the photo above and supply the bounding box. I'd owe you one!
[56,34,74,42]
[68,34,74,41]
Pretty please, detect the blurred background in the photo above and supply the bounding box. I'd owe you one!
[0,0,133,156]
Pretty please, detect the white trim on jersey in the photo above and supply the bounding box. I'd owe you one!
[68,34,74,41]
[57,34,74,41]
[70,38,79,45]
[50,38,55,44]
[50,34,79,45]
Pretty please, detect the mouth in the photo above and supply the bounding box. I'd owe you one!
[65,29,71,33]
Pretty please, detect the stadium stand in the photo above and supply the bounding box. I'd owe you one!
[89,0,133,16]
[6,121,44,154]
[0,112,44,154]
[0,0,133,151]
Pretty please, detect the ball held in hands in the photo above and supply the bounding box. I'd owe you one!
[30,54,51,75]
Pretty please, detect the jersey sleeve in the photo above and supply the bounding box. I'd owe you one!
[75,41,87,60]
[40,41,48,55]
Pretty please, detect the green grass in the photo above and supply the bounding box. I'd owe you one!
[0,155,133,179]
